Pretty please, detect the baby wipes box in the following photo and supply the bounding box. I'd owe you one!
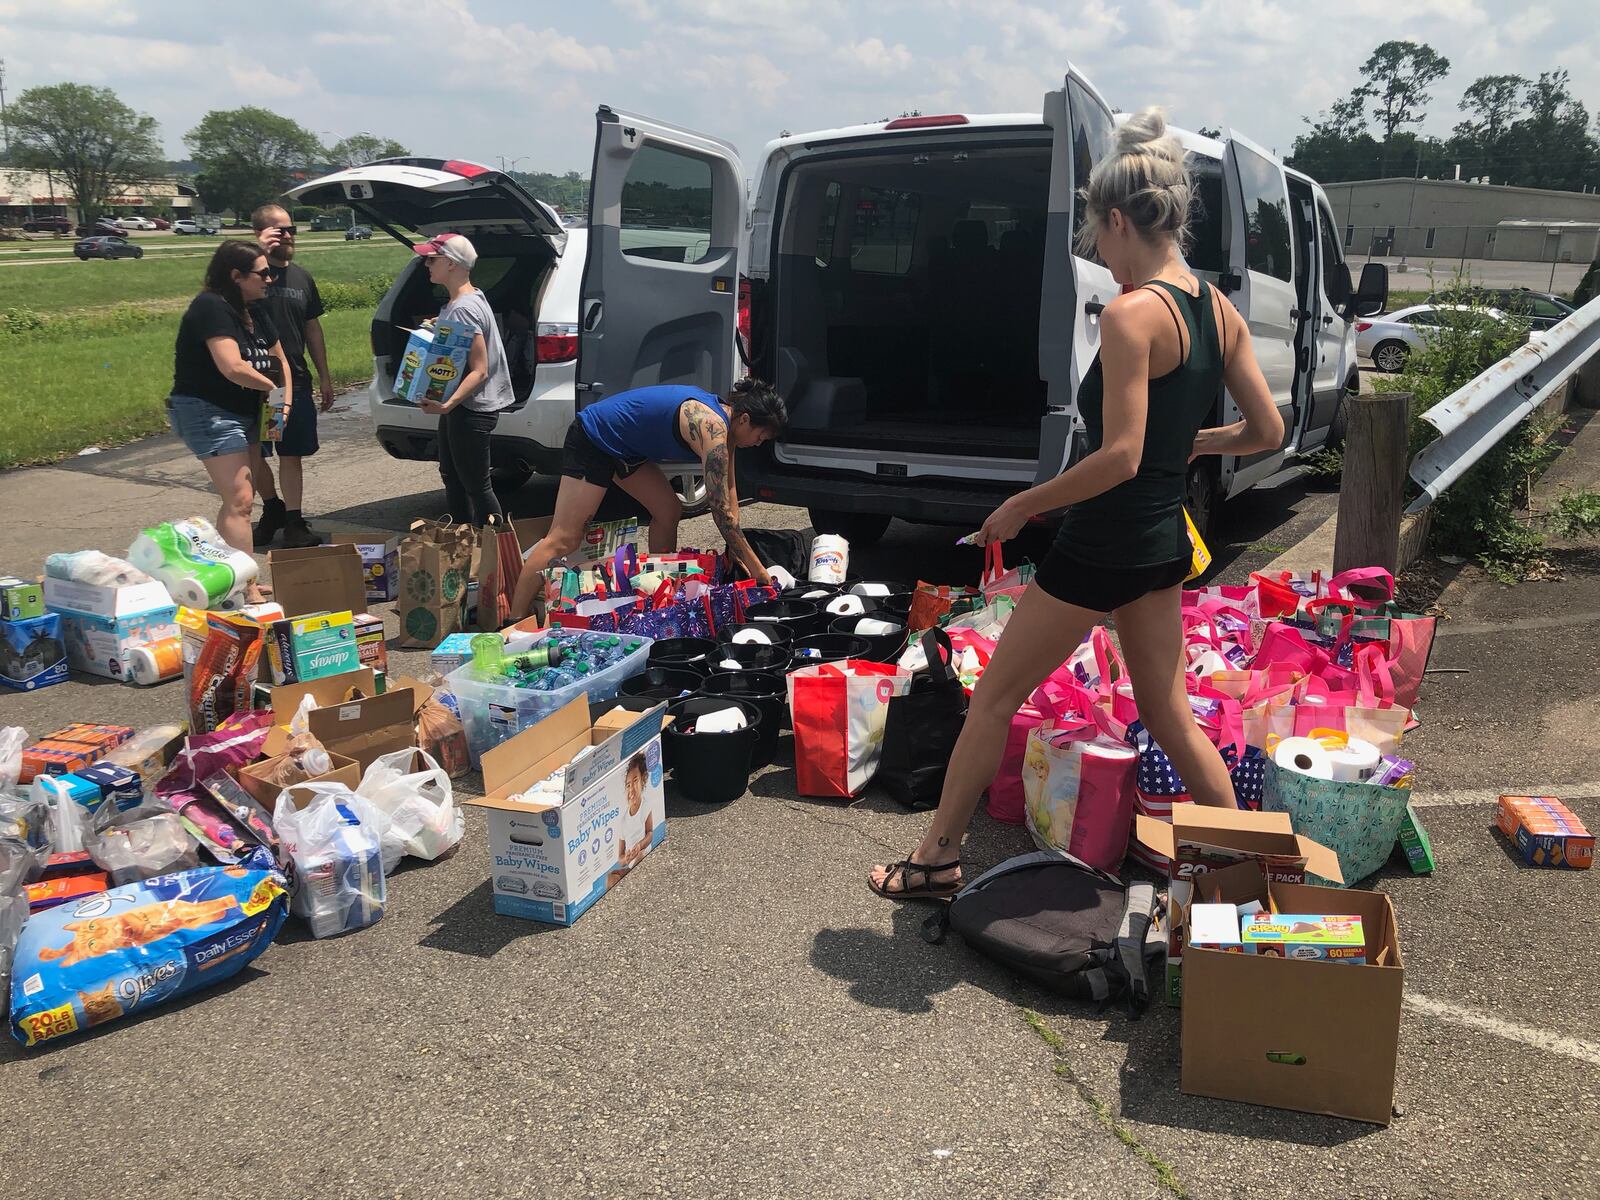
[394,321,474,406]
[470,696,666,926]
[42,576,178,681]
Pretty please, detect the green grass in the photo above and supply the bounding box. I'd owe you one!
[0,241,409,313]
[0,307,377,468]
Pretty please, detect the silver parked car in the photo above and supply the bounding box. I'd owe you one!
[1356,304,1512,373]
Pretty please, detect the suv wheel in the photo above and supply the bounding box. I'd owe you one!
[807,508,892,547]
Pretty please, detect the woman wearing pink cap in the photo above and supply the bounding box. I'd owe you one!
[413,231,515,526]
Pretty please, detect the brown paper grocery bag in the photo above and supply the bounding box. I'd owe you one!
[473,515,525,633]
[397,517,478,648]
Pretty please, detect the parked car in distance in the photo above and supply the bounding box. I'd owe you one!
[1356,304,1510,373]
[172,220,202,235]
[148,216,171,230]
[1425,286,1575,331]
[75,236,145,260]
[345,224,373,240]
[115,216,157,231]
[21,215,72,233]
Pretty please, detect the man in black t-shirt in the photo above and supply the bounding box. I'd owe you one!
[250,204,336,548]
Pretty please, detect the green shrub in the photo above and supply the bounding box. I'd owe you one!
[1,306,45,335]
[1546,488,1600,539]
[318,274,391,312]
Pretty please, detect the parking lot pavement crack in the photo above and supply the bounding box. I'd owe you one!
[1022,1009,1188,1199]
[778,799,906,856]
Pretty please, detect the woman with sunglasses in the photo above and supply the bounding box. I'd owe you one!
[166,239,290,602]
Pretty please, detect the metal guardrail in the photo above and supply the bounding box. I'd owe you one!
[1406,294,1600,513]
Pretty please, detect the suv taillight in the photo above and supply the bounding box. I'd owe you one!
[1355,321,1372,332]
[536,322,579,363]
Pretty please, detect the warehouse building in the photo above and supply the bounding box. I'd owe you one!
[1320,177,1600,263]
[0,169,199,226]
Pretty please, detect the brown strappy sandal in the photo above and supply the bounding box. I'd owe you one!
[868,858,962,902]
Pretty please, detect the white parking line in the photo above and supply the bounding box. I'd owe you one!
[1411,781,1600,808]
[1406,994,1600,1067]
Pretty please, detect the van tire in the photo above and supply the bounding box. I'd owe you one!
[1184,459,1220,544]
[808,509,891,547]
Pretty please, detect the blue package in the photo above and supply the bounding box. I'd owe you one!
[0,612,68,692]
[9,865,288,1047]
[77,763,143,814]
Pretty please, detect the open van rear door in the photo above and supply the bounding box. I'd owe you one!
[1221,132,1298,492]
[577,107,745,406]
[287,159,567,253]
[1037,66,1119,485]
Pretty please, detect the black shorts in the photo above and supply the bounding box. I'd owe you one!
[1033,547,1189,612]
[560,420,641,488]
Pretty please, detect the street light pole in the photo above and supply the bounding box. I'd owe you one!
[498,155,527,175]
[1399,146,1421,269]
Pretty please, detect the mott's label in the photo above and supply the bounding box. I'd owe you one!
[1240,913,1366,963]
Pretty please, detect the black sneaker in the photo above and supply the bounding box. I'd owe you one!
[253,497,288,548]
[280,515,325,549]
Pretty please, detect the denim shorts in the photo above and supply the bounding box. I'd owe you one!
[167,394,253,459]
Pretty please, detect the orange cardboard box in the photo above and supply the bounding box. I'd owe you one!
[1496,795,1593,869]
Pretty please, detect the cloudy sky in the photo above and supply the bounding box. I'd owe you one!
[2,0,1596,176]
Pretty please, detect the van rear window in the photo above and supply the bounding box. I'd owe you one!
[849,187,919,274]
[621,143,715,265]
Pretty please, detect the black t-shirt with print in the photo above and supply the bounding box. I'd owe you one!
[257,261,325,387]
[171,290,282,417]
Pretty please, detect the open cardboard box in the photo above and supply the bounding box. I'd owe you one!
[1180,860,1404,1126]
[260,667,378,758]
[268,543,368,618]
[237,750,361,809]
[258,668,428,772]
[1136,806,1343,1007]
[468,695,666,927]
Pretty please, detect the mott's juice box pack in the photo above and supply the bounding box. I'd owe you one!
[1241,913,1367,962]
[1496,795,1593,869]
[394,321,475,406]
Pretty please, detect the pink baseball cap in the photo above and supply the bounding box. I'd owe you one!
[412,231,477,269]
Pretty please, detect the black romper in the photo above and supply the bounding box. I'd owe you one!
[1034,279,1227,612]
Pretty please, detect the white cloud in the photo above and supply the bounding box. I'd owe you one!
[227,64,321,100]
[837,38,913,75]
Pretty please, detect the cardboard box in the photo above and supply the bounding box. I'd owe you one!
[469,696,667,926]
[0,576,44,620]
[0,612,68,691]
[1188,903,1243,952]
[267,544,367,619]
[238,751,361,809]
[394,321,475,405]
[26,852,108,912]
[1181,862,1403,1125]
[1396,802,1436,874]
[19,724,136,783]
[259,667,380,758]
[1496,795,1593,869]
[43,575,178,681]
[75,763,143,815]
[351,612,387,673]
[265,610,359,685]
[1136,807,1342,1007]
[328,533,402,603]
[306,683,425,772]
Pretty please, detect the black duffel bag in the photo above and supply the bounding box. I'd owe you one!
[877,627,966,810]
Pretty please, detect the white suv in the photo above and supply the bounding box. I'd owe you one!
[286,160,710,511]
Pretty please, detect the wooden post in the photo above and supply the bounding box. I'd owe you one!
[1333,392,1411,581]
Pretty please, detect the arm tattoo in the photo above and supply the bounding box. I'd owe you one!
[704,439,760,572]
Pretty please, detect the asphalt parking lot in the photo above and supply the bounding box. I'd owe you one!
[0,403,1595,1197]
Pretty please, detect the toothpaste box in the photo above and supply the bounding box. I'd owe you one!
[1496,795,1593,869]
[470,696,666,927]
[0,612,68,691]
[43,575,178,680]
[265,610,358,686]
[431,631,480,676]
[1,576,44,620]
[1396,802,1437,874]
[1241,913,1367,963]
[75,763,143,814]
[393,321,475,406]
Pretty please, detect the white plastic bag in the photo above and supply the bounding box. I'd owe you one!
[0,727,27,795]
[355,748,462,873]
[29,774,87,855]
[86,812,200,886]
[272,782,385,939]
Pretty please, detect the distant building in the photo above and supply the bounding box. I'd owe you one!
[1319,178,1600,263]
[0,169,199,225]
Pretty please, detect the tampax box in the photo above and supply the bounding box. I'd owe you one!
[470,696,666,927]
[328,533,402,603]
[0,576,44,621]
[1496,795,1593,869]
[0,612,67,692]
[42,574,177,681]
[1136,806,1342,1007]
[265,610,359,686]
[1181,861,1403,1126]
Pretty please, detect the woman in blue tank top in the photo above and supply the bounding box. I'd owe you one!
[870,109,1284,901]
[511,378,789,621]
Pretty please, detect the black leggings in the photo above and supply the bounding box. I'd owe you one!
[437,405,503,527]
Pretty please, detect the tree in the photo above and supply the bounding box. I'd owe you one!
[1359,40,1451,171]
[1197,125,1222,139]
[1289,91,1381,182]
[1509,70,1596,192]
[1450,74,1525,184]
[6,83,164,220]
[185,107,322,216]
[325,133,408,170]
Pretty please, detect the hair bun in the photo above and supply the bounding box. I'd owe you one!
[1115,107,1183,167]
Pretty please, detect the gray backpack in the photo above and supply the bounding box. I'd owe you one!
[922,851,1164,1016]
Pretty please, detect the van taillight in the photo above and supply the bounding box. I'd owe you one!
[1356,321,1373,332]
[536,322,579,363]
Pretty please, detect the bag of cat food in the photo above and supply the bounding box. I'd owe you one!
[9,864,288,1047]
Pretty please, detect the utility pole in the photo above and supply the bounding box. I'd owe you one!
[1399,145,1421,269]
[0,58,10,158]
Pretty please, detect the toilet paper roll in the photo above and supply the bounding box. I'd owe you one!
[850,582,891,597]
[731,628,773,645]
[766,565,796,590]
[826,594,866,617]
[1186,649,1230,678]
[696,705,748,733]
[164,575,218,610]
[717,659,744,672]
[1272,736,1336,780]
[855,617,901,637]
[1326,737,1381,782]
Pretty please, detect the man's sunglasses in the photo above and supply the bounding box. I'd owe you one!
[274,225,298,237]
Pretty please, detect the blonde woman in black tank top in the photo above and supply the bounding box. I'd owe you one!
[871,109,1284,901]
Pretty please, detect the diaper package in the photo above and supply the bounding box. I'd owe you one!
[9,865,288,1047]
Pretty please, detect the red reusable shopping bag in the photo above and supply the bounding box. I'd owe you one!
[787,661,911,799]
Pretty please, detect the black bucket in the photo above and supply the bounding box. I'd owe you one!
[717,621,796,650]
[649,636,718,670]
[781,583,841,606]
[694,671,784,767]
[791,632,872,668]
[589,694,663,724]
[845,581,909,609]
[710,641,793,673]
[877,592,914,619]
[618,664,705,702]
[663,696,763,804]
[743,598,823,639]
[828,613,909,663]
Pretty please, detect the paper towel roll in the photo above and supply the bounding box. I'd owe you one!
[1272,736,1336,780]
[164,575,218,610]
[826,594,866,617]
[731,628,773,645]
[1326,737,1381,782]
[855,617,901,637]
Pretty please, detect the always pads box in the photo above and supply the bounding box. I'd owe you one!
[0,612,67,692]
[328,533,402,603]
[1135,807,1342,1007]
[469,697,667,927]
[42,575,177,681]
[1180,861,1404,1126]
[1,576,44,620]
[264,610,359,686]
[393,321,474,405]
